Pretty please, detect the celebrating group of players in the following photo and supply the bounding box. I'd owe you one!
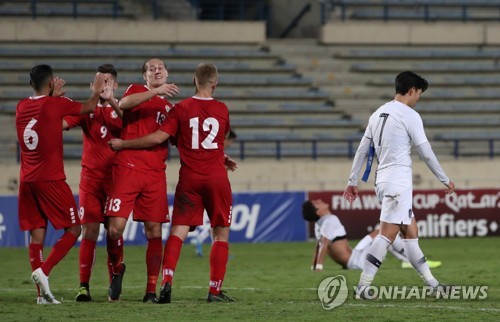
[15,59,236,304]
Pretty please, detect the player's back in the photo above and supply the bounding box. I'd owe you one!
[367,100,427,186]
[16,95,81,182]
[167,96,229,178]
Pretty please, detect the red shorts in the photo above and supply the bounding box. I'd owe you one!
[18,180,80,231]
[105,165,169,223]
[78,176,112,225]
[172,176,232,230]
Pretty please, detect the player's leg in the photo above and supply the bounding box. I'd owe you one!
[76,222,100,302]
[355,183,405,299]
[31,180,81,304]
[400,218,440,288]
[205,177,233,302]
[158,224,190,304]
[18,182,48,303]
[105,165,141,301]
[135,176,169,303]
[388,232,409,263]
[29,228,46,303]
[142,221,163,303]
[207,225,233,302]
[76,178,108,302]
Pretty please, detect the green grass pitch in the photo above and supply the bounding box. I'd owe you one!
[1,237,499,321]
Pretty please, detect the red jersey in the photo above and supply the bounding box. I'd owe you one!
[64,103,122,180]
[16,95,82,182]
[160,96,230,179]
[114,84,172,176]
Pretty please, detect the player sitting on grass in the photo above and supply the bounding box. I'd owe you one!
[302,199,441,271]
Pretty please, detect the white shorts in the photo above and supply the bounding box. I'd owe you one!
[375,182,414,225]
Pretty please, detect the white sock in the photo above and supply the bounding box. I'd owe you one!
[403,238,439,287]
[354,234,374,251]
[388,233,408,262]
[357,235,391,287]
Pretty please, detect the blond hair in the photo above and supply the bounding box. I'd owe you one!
[195,63,218,87]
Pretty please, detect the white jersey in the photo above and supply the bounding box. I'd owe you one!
[363,100,428,187]
[314,214,347,241]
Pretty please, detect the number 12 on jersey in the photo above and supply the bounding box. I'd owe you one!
[189,117,219,150]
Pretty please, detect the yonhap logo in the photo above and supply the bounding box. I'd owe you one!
[317,275,348,310]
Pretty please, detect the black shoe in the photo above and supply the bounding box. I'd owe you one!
[142,292,158,304]
[75,286,92,302]
[108,263,126,301]
[158,282,172,304]
[207,291,235,303]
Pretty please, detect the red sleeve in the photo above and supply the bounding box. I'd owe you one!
[56,96,82,117]
[223,102,231,136]
[64,114,83,129]
[159,104,180,137]
[122,84,146,98]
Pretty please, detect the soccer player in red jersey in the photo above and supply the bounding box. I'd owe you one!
[63,64,123,302]
[16,65,109,304]
[104,58,179,303]
[109,63,235,303]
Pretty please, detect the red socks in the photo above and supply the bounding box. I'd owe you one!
[79,239,96,284]
[29,243,44,296]
[146,237,162,293]
[209,241,229,295]
[106,234,124,274]
[161,235,184,285]
[41,231,78,276]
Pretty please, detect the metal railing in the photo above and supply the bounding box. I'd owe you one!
[0,0,122,19]
[321,0,500,23]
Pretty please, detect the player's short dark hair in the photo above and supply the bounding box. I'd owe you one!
[195,63,218,87]
[227,129,237,140]
[302,200,320,222]
[142,58,164,74]
[395,71,428,95]
[29,64,53,91]
[97,64,117,79]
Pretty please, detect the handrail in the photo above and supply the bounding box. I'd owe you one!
[10,0,122,19]
[324,0,500,22]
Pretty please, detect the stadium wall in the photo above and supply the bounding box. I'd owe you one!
[320,22,500,45]
[0,159,497,195]
[0,19,265,43]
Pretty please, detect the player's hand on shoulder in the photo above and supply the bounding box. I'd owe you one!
[154,83,180,97]
[51,77,66,97]
[343,185,359,204]
[108,138,124,151]
[444,180,455,194]
[224,154,238,172]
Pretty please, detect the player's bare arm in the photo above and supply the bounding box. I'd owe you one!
[102,85,123,119]
[51,76,66,97]
[108,130,170,151]
[312,237,329,272]
[79,73,109,114]
[118,83,179,111]
[224,154,238,172]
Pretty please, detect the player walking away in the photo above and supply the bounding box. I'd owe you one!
[302,199,442,271]
[62,64,123,302]
[104,58,179,303]
[108,63,236,303]
[16,65,109,304]
[192,128,237,257]
[343,71,455,299]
